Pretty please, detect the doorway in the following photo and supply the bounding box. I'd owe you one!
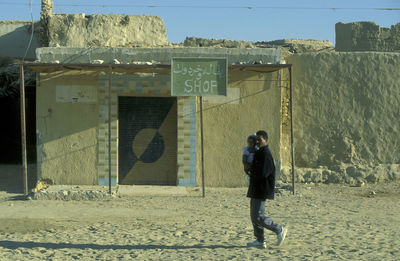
[118,97,177,185]
[0,86,37,193]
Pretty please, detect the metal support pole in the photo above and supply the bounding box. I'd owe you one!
[200,96,205,198]
[19,64,28,196]
[108,66,112,194]
[289,66,295,195]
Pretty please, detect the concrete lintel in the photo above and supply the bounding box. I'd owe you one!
[36,47,282,65]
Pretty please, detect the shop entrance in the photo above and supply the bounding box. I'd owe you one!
[118,97,177,185]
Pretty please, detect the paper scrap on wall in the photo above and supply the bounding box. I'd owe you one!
[56,85,97,103]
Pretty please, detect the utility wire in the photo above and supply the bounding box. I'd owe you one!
[22,0,34,62]
[182,84,288,118]
[1,2,399,11]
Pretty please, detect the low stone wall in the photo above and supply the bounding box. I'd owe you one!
[335,22,400,52]
[31,189,113,200]
[281,164,400,185]
[30,186,117,200]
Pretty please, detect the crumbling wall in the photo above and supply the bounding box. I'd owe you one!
[336,22,400,52]
[45,14,168,47]
[281,52,400,184]
[257,39,334,53]
[183,37,334,61]
[184,37,334,53]
[184,37,255,48]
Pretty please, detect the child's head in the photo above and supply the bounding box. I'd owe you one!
[247,135,256,147]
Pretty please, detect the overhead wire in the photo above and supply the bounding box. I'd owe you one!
[12,1,397,114]
[22,0,34,62]
[182,84,289,118]
[1,2,399,11]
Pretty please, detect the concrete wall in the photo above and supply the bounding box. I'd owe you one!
[282,52,400,184]
[336,22,400,52]
[37,71,99,184]
[36,69,283,187]
[0,21,40,60]
[46,14,168,47]
[36,69,197,186]
[35,47,283,186]
[198,70,282,187]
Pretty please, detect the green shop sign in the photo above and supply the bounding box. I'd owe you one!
[171,58,227,96]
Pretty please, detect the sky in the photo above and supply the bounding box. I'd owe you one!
[0,0,399,44]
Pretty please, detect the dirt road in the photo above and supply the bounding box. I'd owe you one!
[0,183,399,260]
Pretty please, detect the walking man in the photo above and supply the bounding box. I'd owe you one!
[247,130,287,248]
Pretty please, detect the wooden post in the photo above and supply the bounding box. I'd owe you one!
[19,64,28,196]
[108,66,112,194]
[289,66,295,195]
[200,96,205,198]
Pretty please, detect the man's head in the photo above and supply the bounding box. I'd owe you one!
[256,130,268,148]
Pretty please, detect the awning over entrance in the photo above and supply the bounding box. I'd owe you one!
[25,63,291,74]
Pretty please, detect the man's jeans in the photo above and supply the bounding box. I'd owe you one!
[250,198,282,242]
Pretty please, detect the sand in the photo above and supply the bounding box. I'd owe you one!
[0,183,399,260]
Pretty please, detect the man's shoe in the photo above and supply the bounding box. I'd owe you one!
[247,240,266,248]
[276,227,287,246]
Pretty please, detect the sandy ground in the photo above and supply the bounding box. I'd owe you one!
[0,182,399,260]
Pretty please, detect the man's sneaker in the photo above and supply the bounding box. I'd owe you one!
[247,240,266,248]
[276,227,287,246]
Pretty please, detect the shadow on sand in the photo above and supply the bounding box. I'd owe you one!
[0,240,247,250]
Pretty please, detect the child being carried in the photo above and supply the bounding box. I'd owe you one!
[242,134,257,177]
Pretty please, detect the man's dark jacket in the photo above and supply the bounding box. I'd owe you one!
[247,145,276,200]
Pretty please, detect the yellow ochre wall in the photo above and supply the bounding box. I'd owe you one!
[36,70,197,185]
[36,71,100,184]
[197,70,282,187]
[286,52,400,167]
[36,69,283,187]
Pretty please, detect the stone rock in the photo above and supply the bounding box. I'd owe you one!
[355,180,365,187]
[346,166,357,178]
[365,174,378,183]
[326,172,343,184]
[368,191,376,198]
[279,168,291,182]
[91,59,104,64]
[280,184,293,191]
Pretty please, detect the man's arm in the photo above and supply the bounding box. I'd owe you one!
[262,150,275,178]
